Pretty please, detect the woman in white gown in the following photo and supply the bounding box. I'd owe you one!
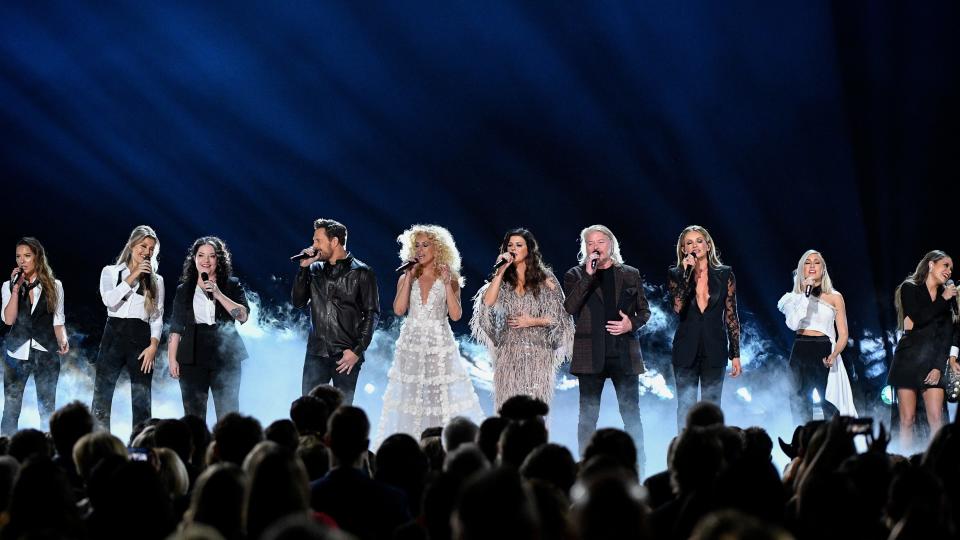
[376,225,484,443]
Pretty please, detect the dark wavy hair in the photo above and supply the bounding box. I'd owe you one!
[499,228,550,296]
[179,236,233,285]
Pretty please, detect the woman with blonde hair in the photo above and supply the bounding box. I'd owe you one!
[376,225,483,442]
[667,225,740,431]
[888,250,958,451]
[1,237,69,435]
[777,250,856,424]
[92,225,164,432]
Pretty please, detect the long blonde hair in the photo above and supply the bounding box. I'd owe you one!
[115,225,160,316]
[791,250,835,294]
[895,250,954,330]
[398,224,464,287]
[674,225,723,269]
[16,237,58,313]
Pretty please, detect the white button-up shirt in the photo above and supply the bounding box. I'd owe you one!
[99,263,165,340]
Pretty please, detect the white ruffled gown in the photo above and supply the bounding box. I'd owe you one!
[376,279,485,444]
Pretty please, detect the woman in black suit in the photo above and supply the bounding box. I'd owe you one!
[889,250,957,451]
[167,236,249,422]
[667,225,741,431]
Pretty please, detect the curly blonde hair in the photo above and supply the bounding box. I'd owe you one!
[398,224,464,287]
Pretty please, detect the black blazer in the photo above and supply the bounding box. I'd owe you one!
[563,263,651,374]
[169,276,249,366]
[888,281,959,388]
[667,265,740,368]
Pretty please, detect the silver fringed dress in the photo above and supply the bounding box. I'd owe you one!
[470,271,575,411]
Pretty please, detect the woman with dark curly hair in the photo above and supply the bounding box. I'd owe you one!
[167,237,249,421]
[471,228,573,410]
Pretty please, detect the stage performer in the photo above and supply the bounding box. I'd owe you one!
[471,228,573,411]
[667,225,741,432]
[92,225,165,431]
[889,250,957,451]
[167,236,249,421]
[376,225,483,442]
[777,249,856,425]
[1,237,69,435]
[292,218,379,405]
[563,224,650,465]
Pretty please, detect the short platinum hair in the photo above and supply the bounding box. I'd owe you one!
[577,224,623,265]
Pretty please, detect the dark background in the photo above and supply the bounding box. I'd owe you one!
[1,1,957,414]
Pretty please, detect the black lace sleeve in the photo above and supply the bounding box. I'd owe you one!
[667,267,694,314]
[725,270,741,359]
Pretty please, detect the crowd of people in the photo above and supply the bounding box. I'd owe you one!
[0,391,958,540]
[2,217,958,538]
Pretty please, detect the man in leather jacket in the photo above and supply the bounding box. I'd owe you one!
[292,218,379,404]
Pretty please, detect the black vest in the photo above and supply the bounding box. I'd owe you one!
[7,285,57,353]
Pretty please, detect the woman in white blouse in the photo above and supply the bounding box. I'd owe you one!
[92,225,164,432]
[167,236,249,422]
[777,249,856,424]
[1,237,69,435]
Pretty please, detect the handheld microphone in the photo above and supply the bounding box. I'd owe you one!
[590,250,600,271]
[200,272,214,300]
[290,249,316,262]
[396,259,418,273]
[804,282,813,298]
[9,268,23,292]
[682,253,695,280]
[493,253,513,273]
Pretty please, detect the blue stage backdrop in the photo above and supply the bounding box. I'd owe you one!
[1,2,957,466]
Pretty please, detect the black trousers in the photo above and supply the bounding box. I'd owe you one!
[788,334,836,424]
[577,370,646,474]
[91,318,153,431]
[674,352,726,432]
[2,349,60,435]
[179,363,241,422]
[303,352,361,405]
[178,324,241,422]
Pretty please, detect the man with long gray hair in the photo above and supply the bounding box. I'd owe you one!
[563,224,650,474]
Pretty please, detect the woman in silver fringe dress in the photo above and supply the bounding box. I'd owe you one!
[471,228,574,411]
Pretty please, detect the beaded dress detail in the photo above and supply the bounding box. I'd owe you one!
[376,278,484,443]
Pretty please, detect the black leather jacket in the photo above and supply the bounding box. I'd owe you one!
[291,254,380,359]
